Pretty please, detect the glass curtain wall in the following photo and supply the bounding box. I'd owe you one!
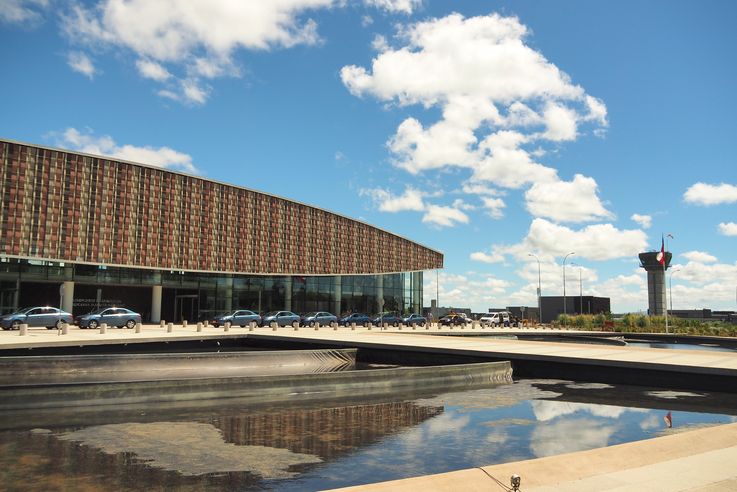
[0,258,423,319]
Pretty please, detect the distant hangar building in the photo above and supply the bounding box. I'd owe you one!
[0,139,443,322]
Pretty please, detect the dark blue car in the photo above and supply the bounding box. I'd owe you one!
[340,313,371,326]
[371,312,403,326]
[402,314,427,326]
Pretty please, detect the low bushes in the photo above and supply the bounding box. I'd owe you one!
[555,313,737,337]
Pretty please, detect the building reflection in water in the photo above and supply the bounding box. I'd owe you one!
[0,400,444,491]
[218,401,444,459]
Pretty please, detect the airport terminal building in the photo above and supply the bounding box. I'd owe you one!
[0,140,443,322]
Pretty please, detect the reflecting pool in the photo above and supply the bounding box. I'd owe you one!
[1,378,735,491]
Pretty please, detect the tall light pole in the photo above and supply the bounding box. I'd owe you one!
[571,263,583,314]
[563,252,575,317]
[669,268,680,313]
[528,253,542,323]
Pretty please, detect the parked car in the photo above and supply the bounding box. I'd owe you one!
[440,314,467,326]
[372,312,403,326]
[261,310,301,327]
[301,311,338,327]
[210,310,261,328]
[1,306,73,330]
[340,312,371,326]
[479,311,510,327]
[402,313,427,326]
[76,307,142,329]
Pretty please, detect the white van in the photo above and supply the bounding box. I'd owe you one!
[480,311,510,327]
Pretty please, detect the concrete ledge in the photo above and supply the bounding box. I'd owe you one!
[0,348,357,385]
[0,360,512,410]
[329,422,737,491]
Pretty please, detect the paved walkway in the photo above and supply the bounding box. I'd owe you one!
[2,325,736,378]
[329,421,737,492]
[248,328,737,378]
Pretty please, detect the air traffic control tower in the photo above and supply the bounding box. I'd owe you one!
[639,251,672,315]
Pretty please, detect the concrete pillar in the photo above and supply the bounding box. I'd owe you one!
[223,277,234,312]
[61,281,74,314]
[151,285,163,323]
[334,276,342,316]
[285,276,293,311]
[376,275,384,314]
[411,272,422,314]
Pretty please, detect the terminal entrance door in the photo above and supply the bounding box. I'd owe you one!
[174,294,198,323]
[0,280,19,315]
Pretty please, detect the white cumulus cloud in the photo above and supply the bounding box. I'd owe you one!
[0,0,48,24]
[524,174,612,223]
[363,0,421,14]
[422,204,469,227]
[681,251,717,263]
[62,0,334,104]
[53,127,197,173]
[360,187,425,212]
[718,222,737,236]
[684,182,737,206]
[136,59,172,81]
[67,51,97,79]
[342,12,609,227]
[495,218,648,261]
[630,213,652,229]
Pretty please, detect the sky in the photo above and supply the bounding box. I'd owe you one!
[1,0,736,313]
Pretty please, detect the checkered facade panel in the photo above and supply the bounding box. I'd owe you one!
[0,141,443,274]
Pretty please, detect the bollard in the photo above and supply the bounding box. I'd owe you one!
[383,322,388,330]
[351,322,356,329]
[314,321,320,330]
[135,322,142,333]
[412,324,416,330]
[271,321,277,330]
[398,324,403,330]
[182,320,188,328]
[61,323,69,335]
[425,323,430,330]
[196,322,203,332]
[167,322,173,333]
[204,320,209,327]
[367,322,372,331]
[100,323,107,334]
[160,320,166,327]
[19,323,28,336]
[224,323,230,332]
[334,323,339,331]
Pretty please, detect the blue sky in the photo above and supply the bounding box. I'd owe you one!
[2,0,736,312]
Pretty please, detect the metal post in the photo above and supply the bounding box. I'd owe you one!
[563,252,575,317]
[571,263,583,315]
[528,253,542,323]
[669,268,680,313]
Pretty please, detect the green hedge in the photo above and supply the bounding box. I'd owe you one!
[555,313,737,337]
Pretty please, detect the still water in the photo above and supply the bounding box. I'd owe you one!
[1,378,735,491]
